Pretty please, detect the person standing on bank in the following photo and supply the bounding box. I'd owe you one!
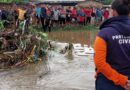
[94,0,130,90]
[40,4,47,32]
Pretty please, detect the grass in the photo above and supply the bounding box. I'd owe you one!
[61,24,98,31]
[32,24,99,32]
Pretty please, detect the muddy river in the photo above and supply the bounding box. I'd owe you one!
[0,30,98,90]
[48,30,98,46]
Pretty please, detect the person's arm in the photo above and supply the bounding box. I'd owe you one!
[94,36,128,87]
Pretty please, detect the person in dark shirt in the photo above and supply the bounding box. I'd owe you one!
[66,7,71,24]
[1,7,9,27]
[94,0,130,90]
[1,8,8,20]
[40,4,47,32]
[24,5,33,31]
[46,7,53,32]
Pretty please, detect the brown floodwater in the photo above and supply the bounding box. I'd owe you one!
[0,30,98,90]
[48,30,98,46]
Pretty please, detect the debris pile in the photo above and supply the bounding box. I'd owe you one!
[0,28,48,69]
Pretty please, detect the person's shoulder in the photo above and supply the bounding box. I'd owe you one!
[99,27,110,34]
[99,27,115,34]
[98,27,115,41]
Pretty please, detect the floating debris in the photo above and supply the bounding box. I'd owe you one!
[0,27,48,69]
[47,41,94,57]
[73,44,94,56]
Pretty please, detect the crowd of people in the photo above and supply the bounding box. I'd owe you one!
[0,4,111,32]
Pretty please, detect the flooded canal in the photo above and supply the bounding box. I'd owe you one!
[48,30,98,46]
[0,30,98,90]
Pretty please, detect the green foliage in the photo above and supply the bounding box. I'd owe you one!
[0,0,29,3]
[86,0,113,5]
[28,26,48,57]
[101,0,113,5]
[0,21,4,31]
[29,26,48,43]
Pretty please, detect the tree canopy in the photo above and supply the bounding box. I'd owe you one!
[100,0,113,5]
[0,0,29,3]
